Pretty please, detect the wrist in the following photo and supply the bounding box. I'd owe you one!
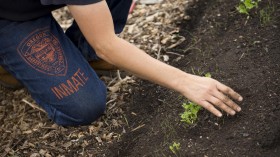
[173,71,195,95]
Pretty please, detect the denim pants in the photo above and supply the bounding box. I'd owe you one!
[0,0,132,126]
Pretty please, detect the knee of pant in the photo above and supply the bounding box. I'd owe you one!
[77,95,106,125]
[75,91,107,125]
[50,83,107,126]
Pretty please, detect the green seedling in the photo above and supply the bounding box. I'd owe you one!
[180,102,201,125]
[205,72,211,78]
[237,0,261,15]
[169,142,181,155]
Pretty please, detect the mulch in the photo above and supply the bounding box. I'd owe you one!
[0,0,188,156]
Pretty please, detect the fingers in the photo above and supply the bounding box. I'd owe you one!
[201,101,222,117]
[217,83,243,102]
[204,82,242,116]
[201,81,243,117]
[208,96,236,116]
[213,91,242,112]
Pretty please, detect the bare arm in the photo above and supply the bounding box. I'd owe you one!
[67,1,243,117]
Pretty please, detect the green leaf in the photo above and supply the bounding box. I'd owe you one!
[180,102,201,125]
[205,72,212,78]
[169,142,181,154]
[244,0,256,9]
[237,4,249,15]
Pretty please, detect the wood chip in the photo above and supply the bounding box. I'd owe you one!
[131,124,146,132]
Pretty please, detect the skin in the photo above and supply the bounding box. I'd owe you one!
[67,1,243,117]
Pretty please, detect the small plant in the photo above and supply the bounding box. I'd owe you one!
[205,72,211,78]
[180,102,201,125]
[169,142,181,155]
[237,0,261,15]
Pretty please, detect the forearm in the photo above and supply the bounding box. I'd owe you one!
[98,36,188,92]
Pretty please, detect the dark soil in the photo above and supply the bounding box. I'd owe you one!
[105,0,280,156]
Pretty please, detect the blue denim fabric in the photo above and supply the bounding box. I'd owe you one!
[0,0,131,126]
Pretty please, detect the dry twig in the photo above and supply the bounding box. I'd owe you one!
[22,99,46,114]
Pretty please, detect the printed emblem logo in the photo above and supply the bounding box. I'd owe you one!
[17,28,67,76]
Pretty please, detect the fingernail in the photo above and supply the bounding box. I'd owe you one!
[238,97,243,101]
[237,107,242,112]
[231,111,236,115]
[218,113,222,117]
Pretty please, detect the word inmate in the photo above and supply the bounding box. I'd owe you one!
[51,68,89,99]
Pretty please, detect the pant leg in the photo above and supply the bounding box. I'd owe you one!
[65,0,132,61]
[0,15,107,126]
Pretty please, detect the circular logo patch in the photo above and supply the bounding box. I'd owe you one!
[17,28,67,76]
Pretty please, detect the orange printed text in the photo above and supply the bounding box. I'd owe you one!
[51,68,89,99]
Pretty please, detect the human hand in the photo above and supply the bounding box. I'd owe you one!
[178,74,243,117]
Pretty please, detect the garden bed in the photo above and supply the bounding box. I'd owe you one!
[0,0,279,156]
[105,0,280,156]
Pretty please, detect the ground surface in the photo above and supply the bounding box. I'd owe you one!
[104,0,280,156]
[0,0,279,157]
